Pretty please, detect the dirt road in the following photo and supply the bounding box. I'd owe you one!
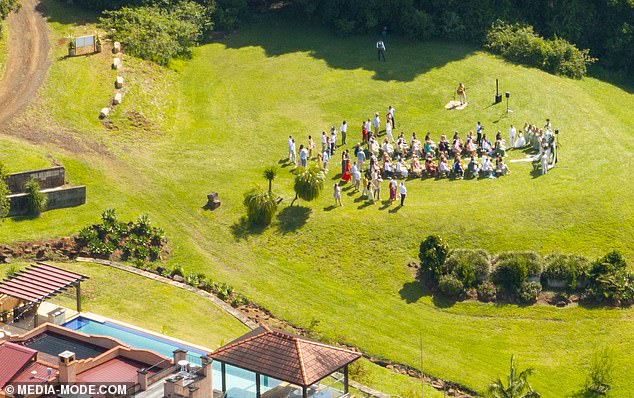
[0,0,50,126]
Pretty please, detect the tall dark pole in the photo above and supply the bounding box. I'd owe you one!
[76,283,82,312]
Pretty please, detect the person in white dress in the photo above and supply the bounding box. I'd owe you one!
[514,132,526,148]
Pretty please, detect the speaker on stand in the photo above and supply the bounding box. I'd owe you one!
[495,79,503,104]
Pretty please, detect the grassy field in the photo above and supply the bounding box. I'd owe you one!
[2,2,634,396]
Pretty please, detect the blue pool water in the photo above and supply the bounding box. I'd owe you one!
[62,316,282,397]
[62,316,207,362]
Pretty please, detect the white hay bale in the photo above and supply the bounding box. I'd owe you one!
[100,107,110,118]
[115,76,124,89]
[113,41,121,53]
[113,93,122,105]
[112,57,121,69]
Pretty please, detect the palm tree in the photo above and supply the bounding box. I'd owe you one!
[291,166,325,206]
[263,166,278,194]
[243,189,278,226]
[487,356,541,398]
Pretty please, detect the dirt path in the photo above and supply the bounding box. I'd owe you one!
[0,0,50,126]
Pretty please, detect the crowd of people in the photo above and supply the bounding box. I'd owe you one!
[285,107,555,207]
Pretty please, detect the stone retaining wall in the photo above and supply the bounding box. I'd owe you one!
[5,166,65,193]
[8,186,86,216]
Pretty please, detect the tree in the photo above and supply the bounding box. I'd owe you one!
[291,166,325,206]
[24,178,47,216]
[263,166,277,194]
[418,235,449,284]
[487,355,541,398]
[0,162,10,219]
[0,0,21,21]
[243,189,278,226]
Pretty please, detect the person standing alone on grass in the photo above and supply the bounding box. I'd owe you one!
[399,182,407,206]
[340,121,348,145]
[388,105,395,129]
[377,40,386,61]
[333,183,342,207]
[509,124,516,148]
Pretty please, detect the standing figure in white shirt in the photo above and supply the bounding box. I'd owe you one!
[373,112,381,136]
[388,105,395,128]
[508,124,517,148]
[376,40,386,61]
[340,121,348,146]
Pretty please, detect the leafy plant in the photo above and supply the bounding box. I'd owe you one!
[438,274,464,300]
[5,264,18,278]
[291,166,325,206]
[0,163,10,219]
[418,235,449,284]
[585,347,614,395]
[77,226,99,247]
[24,179,47,216]
[477,281,497,303]
[100,1,211,66]
[518,282,542,304]
[487,355,541,398]
[263,166,277,194]
[170,265,185,278]
[444,249,491,288]
[101,208,118,225]
[243,189,278,226]
[87,239,115,258]
[133,214,153,237]
[149,246,161,261]
[543,254,590,290]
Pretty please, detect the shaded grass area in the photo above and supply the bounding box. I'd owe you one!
[2,5,634,396]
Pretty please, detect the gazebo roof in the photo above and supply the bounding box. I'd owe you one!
[210,325,361,387]
[0,262,88,303]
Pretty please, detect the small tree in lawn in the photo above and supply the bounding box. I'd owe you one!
[585,347,614,395]
[263,166,277,194]
[418,235,449,284]
[0,163,10,219]
[243,189,278,227]
[291,166,325,206]
[487,355,541,398]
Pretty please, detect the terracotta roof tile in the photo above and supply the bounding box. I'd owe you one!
[0,342,37,388]
[210,326,360,387]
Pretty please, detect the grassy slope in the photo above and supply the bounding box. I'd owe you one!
[2,6,634,396]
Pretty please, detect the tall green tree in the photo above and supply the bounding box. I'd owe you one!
[291,166,325,206]
[0,163,10,219]
[487,355,541,398]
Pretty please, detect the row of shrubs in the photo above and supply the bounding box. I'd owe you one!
[418,235,634,306]
[76,209,166,262]
[485,21,596,79]
[146,263,250,308]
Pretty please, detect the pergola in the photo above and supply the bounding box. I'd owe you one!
[210,325,361,398]
[0,262,89,324]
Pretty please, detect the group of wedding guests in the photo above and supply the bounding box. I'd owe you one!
[285,109,555,206]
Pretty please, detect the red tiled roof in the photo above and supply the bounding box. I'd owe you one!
[10,362,57,384]
[0,342,37,388]
[210,325,361,387]
[0,262,88,302]
[76,358,152,384]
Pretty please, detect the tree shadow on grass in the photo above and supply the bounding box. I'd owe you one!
[220,14,477,83]
[399,280,456,308]
[229,217,267,241]
[276,205,311,234]
[36,0,99,26]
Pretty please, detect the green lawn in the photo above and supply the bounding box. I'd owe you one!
[2,4,634,396]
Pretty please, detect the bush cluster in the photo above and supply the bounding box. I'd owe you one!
[100,1,212,65]
[154,265,249,307]
[76,209,166,262]
[417,235,633,306]
[542,254,590,289]
[485,21,595,78]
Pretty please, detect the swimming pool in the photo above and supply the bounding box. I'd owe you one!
[62,316,207,363]
[61,316,282,397]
